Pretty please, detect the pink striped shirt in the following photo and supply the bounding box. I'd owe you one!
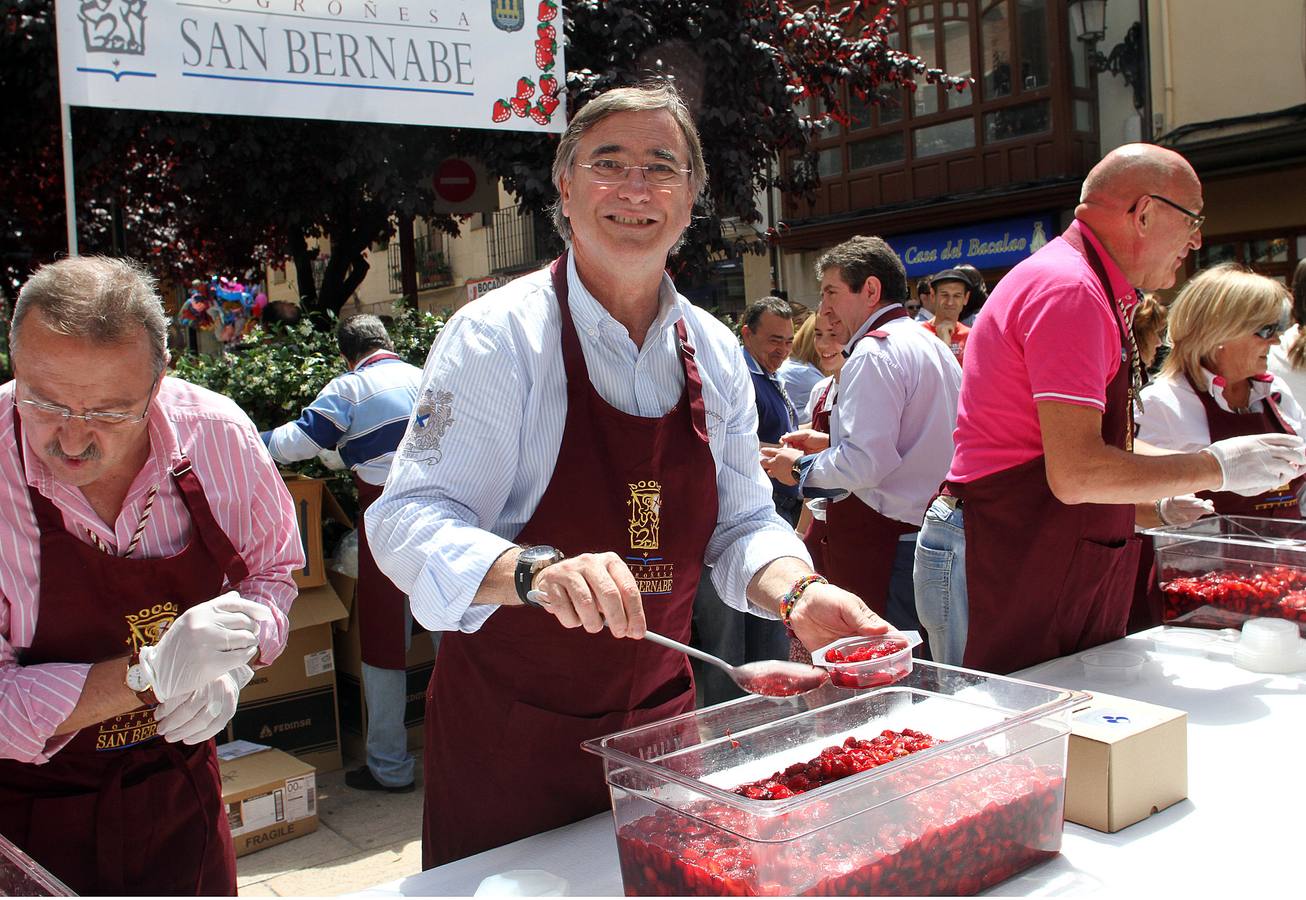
[0,378,303,763]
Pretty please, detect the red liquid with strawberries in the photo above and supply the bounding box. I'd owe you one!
[614,730,1065,896]
[1160,565,1306,633]
[823,637,911,689]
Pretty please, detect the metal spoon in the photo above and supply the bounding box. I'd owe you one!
[526,590,829,697]
[638,628,829,698]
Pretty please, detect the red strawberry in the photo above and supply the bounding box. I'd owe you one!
[537,22,556,41]
[515,76,535,100]
[540,93,560,115]
[528,102,550,125]
[538,0,558,22]
[509,95,530,117]
[535,42,555,70]
[491,99,511,123]
[539,74,559,97]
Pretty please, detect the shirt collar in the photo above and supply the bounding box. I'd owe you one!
[565,252,683,340]
[1201,366,1278,409]
[1074,220,1139,310]
[742,346,767,377]
[845,303,907,353]
[351,348,394,370]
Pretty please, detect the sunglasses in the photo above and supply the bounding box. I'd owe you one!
[1254,319,1290,340]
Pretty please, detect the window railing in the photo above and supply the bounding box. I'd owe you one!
[388,231,453,294]
[487,204,563,274]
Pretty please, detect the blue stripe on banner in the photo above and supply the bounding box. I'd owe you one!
[340,419,411,469]
[296,409,347,450]
[181,72,474,96]
[76,68,157,82]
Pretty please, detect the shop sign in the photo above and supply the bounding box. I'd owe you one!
[887,214,1056,277]
[465,273,513,302]
[54,0,565,133]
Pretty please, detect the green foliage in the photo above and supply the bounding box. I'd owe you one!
[170,309,446,432]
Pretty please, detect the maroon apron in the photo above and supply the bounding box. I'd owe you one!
[1131,375,1306,629]
[0,415,250,895]
[421,254,720,868]
[820,306,919,618]
[1191,373,1306,516]
[800,377,837,574]
[355,476,409,669]
[949,230,1140,675]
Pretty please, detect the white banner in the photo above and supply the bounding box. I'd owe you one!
[55,0,565,132]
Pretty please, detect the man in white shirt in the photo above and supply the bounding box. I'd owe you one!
[365,83,891,868]
[763,236,962,638]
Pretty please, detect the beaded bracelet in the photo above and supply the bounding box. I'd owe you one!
[779,574,828,632]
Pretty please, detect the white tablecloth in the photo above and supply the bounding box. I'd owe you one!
[355,628,1306,896]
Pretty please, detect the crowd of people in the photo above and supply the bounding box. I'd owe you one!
[5,81,1306,894]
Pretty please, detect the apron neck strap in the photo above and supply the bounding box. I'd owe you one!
[548,252,707,439]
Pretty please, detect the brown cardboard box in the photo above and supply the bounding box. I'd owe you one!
[227,582,349,772]
[220,746,318,857]
[283,475,326,588]
[329,568,437,758]
[1064,692,1188,833]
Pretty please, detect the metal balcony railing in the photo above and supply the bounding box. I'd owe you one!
[388,231,454,294]
[486,204,563,274]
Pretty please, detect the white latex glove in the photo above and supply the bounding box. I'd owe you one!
[154,665,253,745]
[317,448,346,471]
[1158,494,1215,526]
[138,592,271,702]
[1203,434,1306,497]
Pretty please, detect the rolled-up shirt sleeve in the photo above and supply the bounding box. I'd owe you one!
[704,338,811,617]
[366,315,524,633]
[0,607,89,762]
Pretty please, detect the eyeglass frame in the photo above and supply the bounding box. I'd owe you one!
[1128,193,1206,232]
[15,391,152,428]
[576,159,693,186]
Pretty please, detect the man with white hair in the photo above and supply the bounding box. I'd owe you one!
[0,256,302,894]
[914,144,1306,673]
[368,83,893,867]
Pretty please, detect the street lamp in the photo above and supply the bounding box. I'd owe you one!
[1068,0,1108,43]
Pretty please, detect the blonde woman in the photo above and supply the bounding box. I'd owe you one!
[778,314,824,413]
[1137,263,1305,518]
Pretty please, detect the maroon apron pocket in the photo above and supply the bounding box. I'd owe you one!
[1052,536,1140,655]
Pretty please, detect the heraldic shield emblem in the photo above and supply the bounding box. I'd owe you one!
[79,0,149,55]
[491,0,526,32]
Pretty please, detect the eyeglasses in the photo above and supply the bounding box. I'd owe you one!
[1254,320,1290,340]
[577,159,692,186]
[1129,194,1206,233]
[17,396,151,428]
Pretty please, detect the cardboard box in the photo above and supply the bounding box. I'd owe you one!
[1064,692,1188,833]
[329,567,437,759]
[220,746,318,857]
[284,474,326,589]
[228,581,349,771]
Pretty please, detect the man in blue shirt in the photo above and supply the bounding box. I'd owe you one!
[262,315,430,793]
[693,297,799,702]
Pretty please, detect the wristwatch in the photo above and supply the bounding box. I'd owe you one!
[791,455,806,486]
[125,654,157,707]
[515,545,565,607]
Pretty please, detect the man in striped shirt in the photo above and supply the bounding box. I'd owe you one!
[0,256,302,894]
[263,314,428,794]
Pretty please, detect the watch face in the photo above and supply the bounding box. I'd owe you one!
[126,664,151,693]
[521,546,560,568]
